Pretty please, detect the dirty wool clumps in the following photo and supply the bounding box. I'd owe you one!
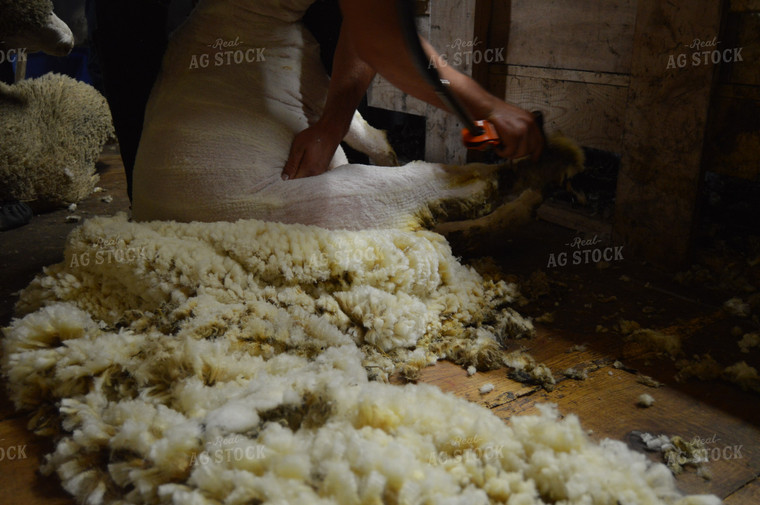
[738,332,760,354]
[2,215,720,505]
[637,393,656,408]
[636,432,710,478]
[0,73,114,209]
[675,355,760,394]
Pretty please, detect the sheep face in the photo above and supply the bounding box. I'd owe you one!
[0,0,74,56]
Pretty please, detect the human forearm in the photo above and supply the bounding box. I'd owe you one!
[339,0,542,159]
[318,23,377,137]
[282,23,376,179]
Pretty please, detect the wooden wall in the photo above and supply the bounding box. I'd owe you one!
[367,0,478,164]
[498,0,636,152]
[367,0,759,266]
[613,0,723,267]
[703,2,760,181]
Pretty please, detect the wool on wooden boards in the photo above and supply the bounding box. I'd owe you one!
[1,214,722,505]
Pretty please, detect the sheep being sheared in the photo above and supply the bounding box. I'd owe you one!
[0,73,114,209]
[132,0,583,233]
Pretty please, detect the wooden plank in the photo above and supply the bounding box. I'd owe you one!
[536,201,614,240]
[424,0,478,164]
[503,73,629,152]
[414,0,431,16]
[467,0,509,164]
[719,11,760,86]
[703,87,760,181]
[730,0,760,11]
[366,75,429,116]
[417,325,760,498]
[523,367,760,498]
[503,65,631,87]
[614,0,723,267]
[724,479,760,504]
[508,0,638,74]
[471,0,507,90]
[442,327,760,498]
[0,418,74,505]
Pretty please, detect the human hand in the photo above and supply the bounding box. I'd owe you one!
[483,102,544,162]
[282,123,343,180]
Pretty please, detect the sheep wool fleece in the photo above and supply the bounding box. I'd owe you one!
[0,73,114,207]
[1,214,722,505]
[0,0,53,36]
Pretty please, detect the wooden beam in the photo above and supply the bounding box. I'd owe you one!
[498,65,630,152]
[507,0,638,75]
[730,0,760,12]
[702,85,760,181]
[425,0,478,164]
[613,0,725,267]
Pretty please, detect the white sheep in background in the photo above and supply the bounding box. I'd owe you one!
[0,0,114,210]
[0,73,114,209]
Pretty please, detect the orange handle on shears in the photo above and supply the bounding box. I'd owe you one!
[462,120,502,151]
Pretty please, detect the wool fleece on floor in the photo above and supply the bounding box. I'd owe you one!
[2,214,719,505]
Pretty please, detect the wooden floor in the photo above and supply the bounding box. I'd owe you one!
[1,146,758,504]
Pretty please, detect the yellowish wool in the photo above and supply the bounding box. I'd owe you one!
[1,215,719,505]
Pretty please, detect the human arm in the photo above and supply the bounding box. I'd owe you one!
[281,21,377,180]
[338,0,542,161]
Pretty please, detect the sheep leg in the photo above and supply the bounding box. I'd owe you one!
[434,135,585,241]
[434,188,543,237]
[342,111,399,167]
[14,58,26,83]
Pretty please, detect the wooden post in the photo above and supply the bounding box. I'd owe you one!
[14,58,26,83]
[614,0,724,267]
[425,0,478,164]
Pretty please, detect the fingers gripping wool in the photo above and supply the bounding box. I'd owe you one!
[2,215,720,505]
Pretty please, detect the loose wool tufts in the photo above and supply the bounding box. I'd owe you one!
[2,215,720,504]
[0,73,114,209]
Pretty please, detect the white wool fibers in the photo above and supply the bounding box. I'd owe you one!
[2,215,721,505]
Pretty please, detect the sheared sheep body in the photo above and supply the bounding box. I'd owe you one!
[0,73,114,208]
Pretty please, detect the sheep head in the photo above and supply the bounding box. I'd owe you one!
[0,0,74,56]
